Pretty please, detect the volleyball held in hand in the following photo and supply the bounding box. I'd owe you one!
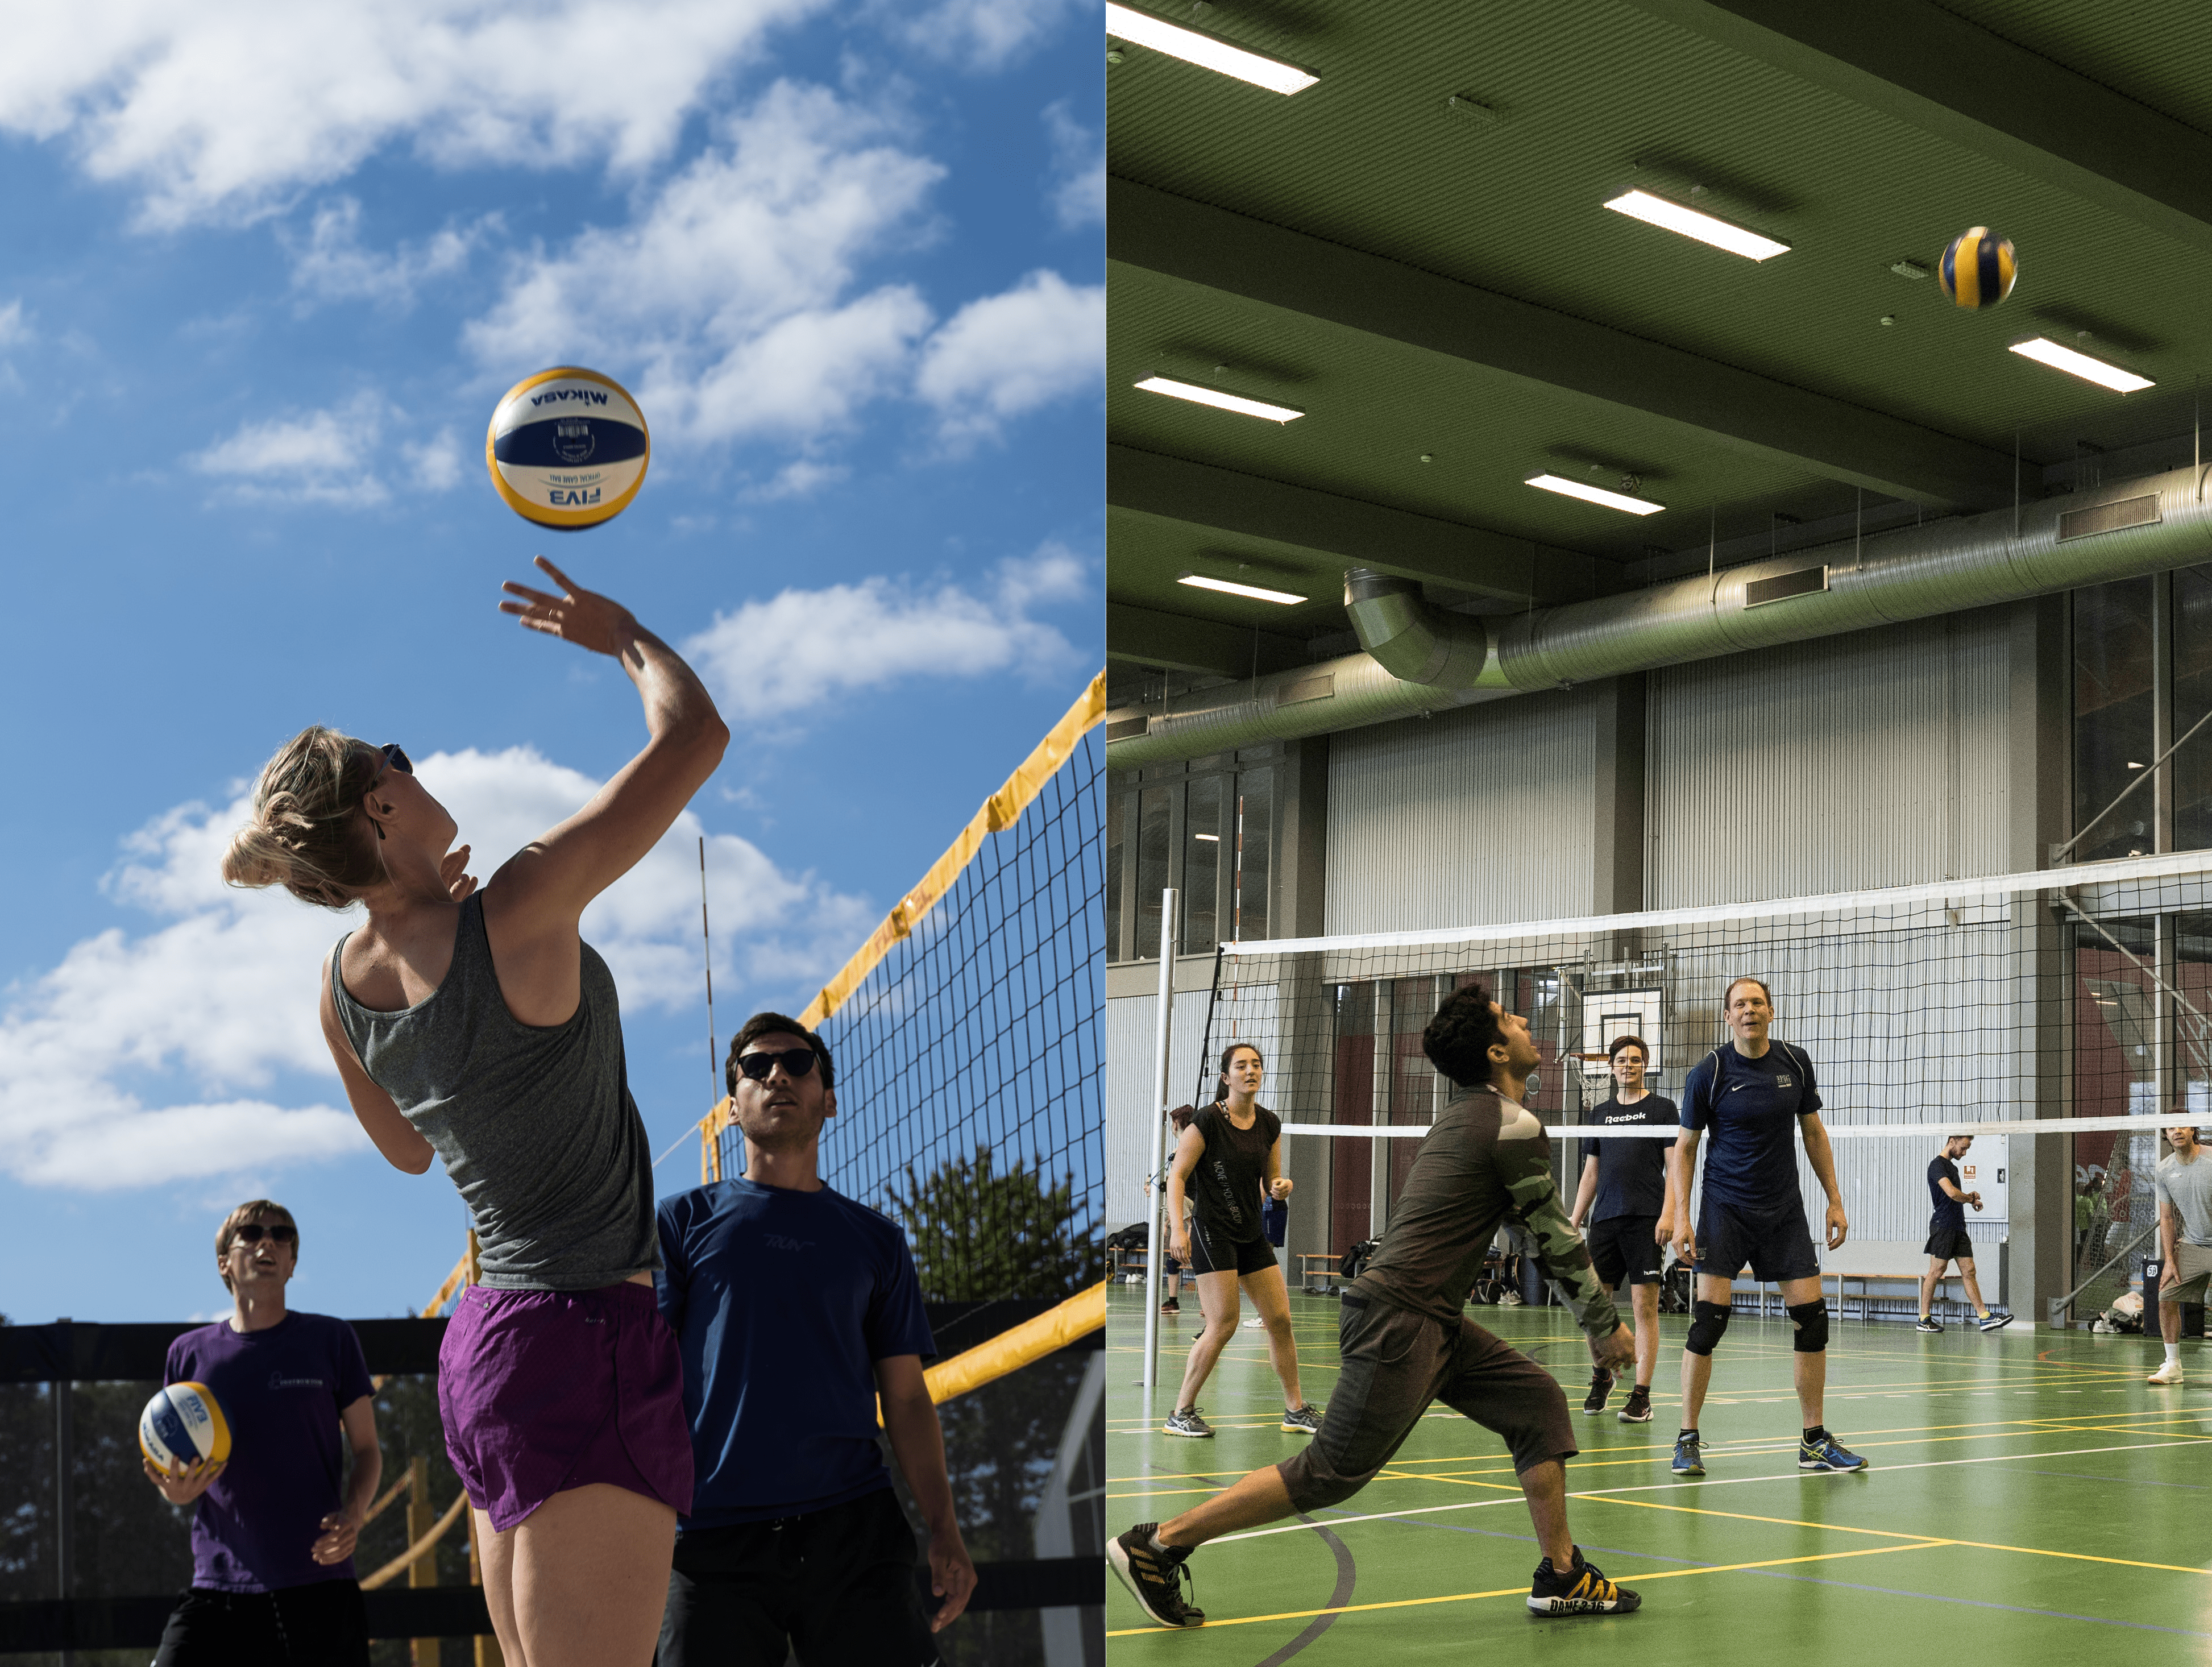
[140,1381,231,1472]
[485,367,650,530]
[1938,226,2016,309]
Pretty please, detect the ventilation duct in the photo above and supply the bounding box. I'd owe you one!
[1106,463,2211,767]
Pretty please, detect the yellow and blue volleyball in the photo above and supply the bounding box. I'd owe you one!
[485,367,650,530]
[1938,227,2017,309]
[140,1382,231,1472]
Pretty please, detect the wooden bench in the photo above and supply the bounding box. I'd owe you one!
[1297,1253,1341,1296]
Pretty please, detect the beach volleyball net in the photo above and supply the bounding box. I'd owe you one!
[1195,849,2212,1311]
[704,674,1107,1303]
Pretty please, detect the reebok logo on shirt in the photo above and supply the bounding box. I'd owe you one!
[266,1374,325,1390]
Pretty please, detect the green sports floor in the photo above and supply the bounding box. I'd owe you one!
[1105,1288,2212,1663]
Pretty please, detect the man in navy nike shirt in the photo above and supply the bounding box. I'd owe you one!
[1663,978,1865,1477]
[654,1013,976,1666]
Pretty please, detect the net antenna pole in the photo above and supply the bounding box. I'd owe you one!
[699,836,718,1110]
[1143,888,1179,1391]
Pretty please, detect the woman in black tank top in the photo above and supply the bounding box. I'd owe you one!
[1161,1046,1323,1438]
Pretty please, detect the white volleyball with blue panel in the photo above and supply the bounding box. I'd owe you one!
[140,1380,232,1471]
[485,367,651,530]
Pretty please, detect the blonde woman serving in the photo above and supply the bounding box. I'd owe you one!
[223,558,728,1667]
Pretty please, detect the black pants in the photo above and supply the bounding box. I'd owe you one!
[153,1580,371,1667]
[657,1487,937,1667]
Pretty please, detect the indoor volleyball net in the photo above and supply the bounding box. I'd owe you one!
[1193,847,2210,1318]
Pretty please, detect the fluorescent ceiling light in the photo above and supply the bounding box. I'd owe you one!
[1179,573,1308,605]
[1525,474,1666,516]
[1603,189,1790,261]
[1136,376,1304,424]
[1194,833,1221,841]
[1104,3,1318,93]
[2009,337,2155,393]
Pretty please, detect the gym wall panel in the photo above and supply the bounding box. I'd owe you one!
[1325,686,1600,935]
[1646,610,2012,909]
[1105,987,1217,1230]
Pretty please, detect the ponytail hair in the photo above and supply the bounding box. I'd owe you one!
[221,726,387,910]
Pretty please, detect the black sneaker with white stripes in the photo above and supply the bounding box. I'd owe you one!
[1162,1404,1214,1438]
[1109,1524,1205,1628]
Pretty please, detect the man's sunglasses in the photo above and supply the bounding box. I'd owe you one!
[736,1048,820,1083]
[231,1224,297,1246]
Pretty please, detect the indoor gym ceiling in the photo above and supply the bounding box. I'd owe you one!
[1105,0,2212,699]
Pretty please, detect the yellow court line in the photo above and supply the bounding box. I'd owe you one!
[1106,1541,1948,1636]
[1578,1489,2212,1574]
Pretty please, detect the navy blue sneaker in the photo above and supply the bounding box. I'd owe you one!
[1671,1430,1704,1475]
[1800,1432,1868,1471]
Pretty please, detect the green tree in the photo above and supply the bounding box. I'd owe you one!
[885,1144,1102,1302]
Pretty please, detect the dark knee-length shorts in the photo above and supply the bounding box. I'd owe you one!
[1276,1293,1576,1511]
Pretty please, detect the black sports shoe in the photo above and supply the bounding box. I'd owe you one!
[1528,1548,1640,1616]
[1977,1310,2014,1333]
[1617,1386,1653,1424]
[1109,1524,1205,1627]
[1914,1317,1943,1334]
[1159,1297,1179,1314]
[1280,1403,1323,1434]
[1162,1405,1214,1438]
[1581,1371,1615,1415]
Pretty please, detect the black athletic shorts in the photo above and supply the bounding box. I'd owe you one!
[1924,1226,1976,1262]
[153,1579,371,1667]
[1696,1197,1819,1284]
[1586,1214,1664,1287]
[659,1486,938,1667]
[1188,1220,1278,1278]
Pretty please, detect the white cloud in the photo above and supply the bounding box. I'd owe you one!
[886,0,1089,71]
[1043,102,1103,230]
[744,459,850,500]
[287,196,492,309]
[914,270,1103,441]
[189,393,392,507]
[0,300,30,347]
[464,80,943,448]
[682,542,1088,718]
[0,0,825,227]
[401,428,466,492]
[1,747,870,1191]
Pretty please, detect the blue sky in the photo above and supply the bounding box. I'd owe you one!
[0,0,1102,1323]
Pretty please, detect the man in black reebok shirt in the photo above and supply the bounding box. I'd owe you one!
[1109,982,1641,1628]
[1569,1034,1675,1423]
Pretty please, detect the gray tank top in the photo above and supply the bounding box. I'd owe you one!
[330,892,659,1290]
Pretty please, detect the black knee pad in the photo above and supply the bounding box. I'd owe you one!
[1787,1299,1829,1353]
[1684,1300,1731,1356]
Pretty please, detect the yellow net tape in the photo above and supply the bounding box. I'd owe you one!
[800,671,1104,1032]
[695,671,1104,1180]
[878,1281,1106,1425]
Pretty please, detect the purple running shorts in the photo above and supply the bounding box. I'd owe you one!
[438,1280,695,1532]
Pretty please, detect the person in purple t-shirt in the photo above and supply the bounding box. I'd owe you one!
[143,1200,380,1667]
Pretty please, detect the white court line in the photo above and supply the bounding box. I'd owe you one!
[1206,1437,2210,1544]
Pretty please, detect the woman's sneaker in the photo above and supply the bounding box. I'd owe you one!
[1581,1371,1615,1415]
[1281,1403,1324,1434]
[1617,1386,1653,1424]
[1163,1405,1214,1438]
[1109,1525,1205,1628]
[1528,1549,1640,1616]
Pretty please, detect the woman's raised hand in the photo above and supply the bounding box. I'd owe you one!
[499,555,641,659]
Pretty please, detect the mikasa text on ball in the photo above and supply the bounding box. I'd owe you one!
[486,367,650,530]
[140,1381,232,1471]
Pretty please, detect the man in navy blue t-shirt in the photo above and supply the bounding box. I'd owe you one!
[1919,1135,2010,1333]
[655,1012,975,1666]
[1663,978,1865,1477]
[145,1200,381,1667]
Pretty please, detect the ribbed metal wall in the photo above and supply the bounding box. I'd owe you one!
[1325,687,1598,934]
[1647,612,2011,907]
[1105,988,1221,1231]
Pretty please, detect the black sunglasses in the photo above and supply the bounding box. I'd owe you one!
[232,1224,297,1245]
[365,744,412,841]
[736,1048,819,1083]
